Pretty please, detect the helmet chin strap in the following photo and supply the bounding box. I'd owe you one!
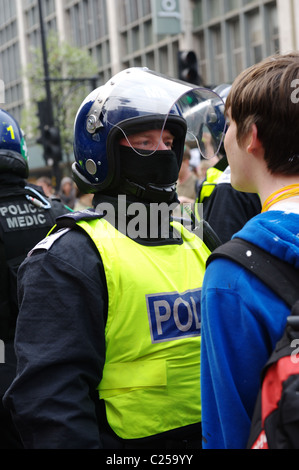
[120,178,178,203]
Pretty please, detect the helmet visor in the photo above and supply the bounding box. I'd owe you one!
[93,68,226,158]
[176,88,227,160]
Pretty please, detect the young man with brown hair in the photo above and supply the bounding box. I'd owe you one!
[200,52,299,449]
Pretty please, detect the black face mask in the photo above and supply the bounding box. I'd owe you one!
[119,146,179,185]
[119,146,179,203]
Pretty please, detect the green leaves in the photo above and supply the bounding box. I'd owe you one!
[22,31,99,159]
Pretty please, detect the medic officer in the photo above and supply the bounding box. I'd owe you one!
[0,109,68,448]
[3,69,226,449]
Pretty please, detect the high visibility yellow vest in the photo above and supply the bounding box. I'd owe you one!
[198,167,223,203]
[77,217,210,440]
[194,167,223,223]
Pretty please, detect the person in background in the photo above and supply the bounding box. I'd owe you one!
[36,176,54,197]
[200,52,299,448]
[197,159,215,184]
[57,176,77,209]
[3,68,220,449]
[176,144,198,204]
[73,190,94,211]
[0,109,68,449]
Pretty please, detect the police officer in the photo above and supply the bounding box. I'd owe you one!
[198,158,262,243]
[0,109,68,448]
[3,69,225,449]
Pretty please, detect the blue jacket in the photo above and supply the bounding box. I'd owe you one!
[201,210,299,449]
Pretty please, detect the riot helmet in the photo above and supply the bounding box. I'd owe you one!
[212,83,232,157]
[0,109,29,178]
[213,83,232,104]
[72,67,226,202]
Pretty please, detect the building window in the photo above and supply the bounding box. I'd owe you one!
[133,56,142,67]
[247,10,263,65]
[80,0,108,43]
[120,31,129,57]
[120,0,140,25]
[266,3,279,54]
[95,41,110,69]
[210,26,225,84]
[132,26,140,52]
[145,51,155,70]
[142,0,151,16]
[194,32,207,85]
[25,5,39,30]
[95,0,108,38]
[193,0,203,27]
[226,0,239,11]
[44,0,55,16]
[159,46,168,75]
[129,0,139,22]
[0,0,17,26]
[209,0,222,19]
[144,20,152,47]
[228,18,243,79]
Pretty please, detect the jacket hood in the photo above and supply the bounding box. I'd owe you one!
[234,210,299,269]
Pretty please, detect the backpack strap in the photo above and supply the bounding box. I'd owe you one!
[207,237,299,309]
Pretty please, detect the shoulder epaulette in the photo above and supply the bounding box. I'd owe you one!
[28,228,71,256]
[27,209,104,257]
[55,208,105,228]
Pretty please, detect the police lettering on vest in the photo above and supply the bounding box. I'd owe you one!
[0,202,48,231]
[146,288,201,343]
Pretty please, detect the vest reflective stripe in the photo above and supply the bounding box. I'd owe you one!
[77,218,210,439]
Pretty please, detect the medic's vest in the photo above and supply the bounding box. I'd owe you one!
[0,187,67,341]
[76,217,210,440]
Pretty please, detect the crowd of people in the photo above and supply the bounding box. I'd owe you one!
[0,51,298,449]
[35,175,94,211]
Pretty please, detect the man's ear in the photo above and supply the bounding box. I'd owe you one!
[247,123,263,155]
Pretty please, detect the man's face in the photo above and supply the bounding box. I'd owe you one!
[119,129,174,152]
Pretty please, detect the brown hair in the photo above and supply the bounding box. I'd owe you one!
[225,52,299,175]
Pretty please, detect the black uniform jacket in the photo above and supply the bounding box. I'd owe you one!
[203,182,262,243]
[0,173,68,449]
[0,174,68,344]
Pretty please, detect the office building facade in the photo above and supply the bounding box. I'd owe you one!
[0,0,298,168]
